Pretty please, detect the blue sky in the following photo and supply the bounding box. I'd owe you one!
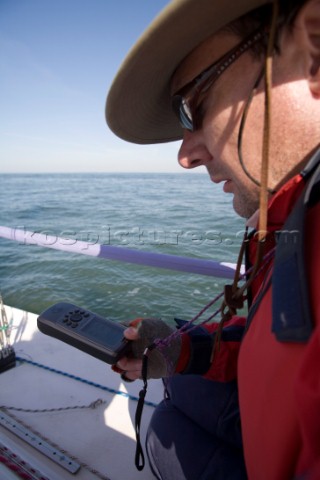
[0,0,195,173]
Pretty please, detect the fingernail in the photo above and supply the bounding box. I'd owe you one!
[125,327,136,335]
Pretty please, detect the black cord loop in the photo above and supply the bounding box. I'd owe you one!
[134,343,156,471]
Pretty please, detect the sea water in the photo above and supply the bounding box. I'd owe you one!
[0,173,245,324]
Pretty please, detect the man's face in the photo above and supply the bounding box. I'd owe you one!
[171,30,306,219]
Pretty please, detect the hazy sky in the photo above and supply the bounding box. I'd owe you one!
[1,0,201,174]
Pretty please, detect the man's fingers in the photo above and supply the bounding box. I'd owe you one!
[124,326,140,340]
[117,356,142,375]
[121,369,141,381]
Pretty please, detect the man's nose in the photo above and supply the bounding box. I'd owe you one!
[177,130,212,169]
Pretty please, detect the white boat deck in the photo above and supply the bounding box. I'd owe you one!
[0,305,163,480]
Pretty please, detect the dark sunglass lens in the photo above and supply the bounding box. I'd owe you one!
[179,103,193,131]
[172,95,194,131]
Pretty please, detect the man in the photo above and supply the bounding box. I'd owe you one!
[106,0,320,479]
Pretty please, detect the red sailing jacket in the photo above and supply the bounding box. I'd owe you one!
[178,168,320,479]
[238,170,320,480]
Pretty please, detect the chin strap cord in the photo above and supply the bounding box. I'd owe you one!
[220,0,279,332]
[259,0,278,240]
[238,67,271,191]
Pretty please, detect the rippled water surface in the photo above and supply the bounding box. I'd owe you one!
[0,173,245,324]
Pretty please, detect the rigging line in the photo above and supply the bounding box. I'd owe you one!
[0,443,51,480]
[154,245,275,350]
[0,398,106,414]
[14,357,158,409]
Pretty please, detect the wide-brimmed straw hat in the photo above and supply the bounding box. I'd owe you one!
[106,0,270,145]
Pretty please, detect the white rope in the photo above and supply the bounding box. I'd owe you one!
[0,226,243,279]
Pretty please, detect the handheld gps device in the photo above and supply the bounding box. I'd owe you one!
[37,302,131,364]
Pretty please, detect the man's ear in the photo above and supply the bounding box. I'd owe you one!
[293,0,320,96]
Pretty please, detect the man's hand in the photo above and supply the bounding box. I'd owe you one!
[115,326,143,381]
[112,318,182,381]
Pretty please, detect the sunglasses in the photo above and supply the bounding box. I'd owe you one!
[172,30,264,132]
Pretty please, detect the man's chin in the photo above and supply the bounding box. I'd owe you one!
[233,196,259,220]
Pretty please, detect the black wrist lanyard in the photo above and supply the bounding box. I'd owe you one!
[134,343,155,471]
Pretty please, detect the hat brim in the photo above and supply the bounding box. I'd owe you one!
[106,0,269,145]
